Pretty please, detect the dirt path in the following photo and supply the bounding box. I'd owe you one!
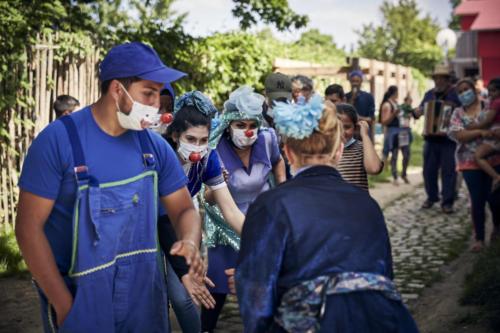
[411,232,494,333]
[0,276,41,333]
[0,170,494,333]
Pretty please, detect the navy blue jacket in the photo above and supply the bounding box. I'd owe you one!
[235,166,419,333]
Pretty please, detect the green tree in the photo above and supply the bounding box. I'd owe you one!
[356,0,443,75]
[231,0,308,31]
[449,0,461,30]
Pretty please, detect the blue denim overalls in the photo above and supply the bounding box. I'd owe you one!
[36,116,169,332]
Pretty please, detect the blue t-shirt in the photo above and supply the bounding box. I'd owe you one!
[158,149,224,216]
[18,107,187,274]
[345,90,375,118]
[419,87,461,108]
[187,150,224,196]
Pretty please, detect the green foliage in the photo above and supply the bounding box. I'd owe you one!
[232,0,308,31]
[449,0,462,30]
[460,240,500,331]
[356,0,443,75]
[177,32,275,107]
[0,227,27,277]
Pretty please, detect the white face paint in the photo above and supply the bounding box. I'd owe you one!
[116,83,160,131]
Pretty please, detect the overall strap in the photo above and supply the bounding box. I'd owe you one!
[137,130,156,169]
[60,116,91,183]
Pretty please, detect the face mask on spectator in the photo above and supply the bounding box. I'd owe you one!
[458,89,476,107]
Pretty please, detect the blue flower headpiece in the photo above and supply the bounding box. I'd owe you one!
[272,95,324,139]
[174,91,218,117]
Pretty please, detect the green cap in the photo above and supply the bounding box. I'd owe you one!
[265,72,292,102]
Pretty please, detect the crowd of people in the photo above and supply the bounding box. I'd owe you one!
[14,41,499,333]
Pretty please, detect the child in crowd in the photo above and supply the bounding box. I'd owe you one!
[53,94,79,119]
[467,78,500,191]
[336,103,383,190]
[324,84,345,105]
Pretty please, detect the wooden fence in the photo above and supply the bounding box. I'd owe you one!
[0,34,100,228]
[273,57,432,108]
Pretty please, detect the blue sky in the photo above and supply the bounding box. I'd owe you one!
[171,0,454,49]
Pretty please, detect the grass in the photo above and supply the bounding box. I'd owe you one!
[460,239,500,331]
[0,225,28,277]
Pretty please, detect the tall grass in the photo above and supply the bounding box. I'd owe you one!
[460,240,500,331]
[0,226,28,277]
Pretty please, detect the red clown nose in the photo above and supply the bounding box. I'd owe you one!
[160,113,174,124]
[244,130,254,138]
[189,152,202,163]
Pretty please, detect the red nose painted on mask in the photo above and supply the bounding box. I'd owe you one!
[244,130,254,138]
[160,113,174,124]
[189,152,202,163]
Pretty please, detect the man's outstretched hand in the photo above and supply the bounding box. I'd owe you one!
[170,240,204,279]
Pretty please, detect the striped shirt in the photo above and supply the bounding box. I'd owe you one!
[337,140,368,191]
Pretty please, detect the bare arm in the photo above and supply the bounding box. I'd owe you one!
[380,102,398,126]
[212,186,244,235]
[15,191,73,326]
[160,187,203,278]
[413,106,424,119]
[272,158,286,184]
[359,121,383,174]
[454,129,490,143]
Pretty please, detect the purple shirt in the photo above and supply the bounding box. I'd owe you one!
[216,129,281,214]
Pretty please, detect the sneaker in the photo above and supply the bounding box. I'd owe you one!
[421,200,434,209]
[402,176,410,184]
[442,205,454,214]
[392,179,399,186]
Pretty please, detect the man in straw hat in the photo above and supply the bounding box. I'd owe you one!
[415,63,461,214]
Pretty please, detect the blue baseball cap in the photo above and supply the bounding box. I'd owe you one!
[161,82,175,100]
[99,42,187,84]
[349,70,364,79]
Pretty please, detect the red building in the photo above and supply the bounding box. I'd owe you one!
[453,0,500,83]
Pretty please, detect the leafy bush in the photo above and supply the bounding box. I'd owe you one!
[0,227,27,277]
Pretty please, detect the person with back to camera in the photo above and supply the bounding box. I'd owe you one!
[232,96,419,332]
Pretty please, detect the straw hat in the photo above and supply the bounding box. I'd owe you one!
[432,64,451,77]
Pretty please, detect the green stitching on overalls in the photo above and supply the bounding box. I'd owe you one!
[69,170,158,277]
[47,303,56,333]
[69,248,158,278]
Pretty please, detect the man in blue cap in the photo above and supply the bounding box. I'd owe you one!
[16,42,203,332]
[346,70,376,139]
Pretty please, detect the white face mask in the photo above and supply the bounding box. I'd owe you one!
[230,127,258,149]
[116,83,161,131]
[177,140,208,163]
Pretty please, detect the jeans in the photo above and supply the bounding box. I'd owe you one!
[423,139,457,206]
[462,167,500,241]
[166,261,201,333]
